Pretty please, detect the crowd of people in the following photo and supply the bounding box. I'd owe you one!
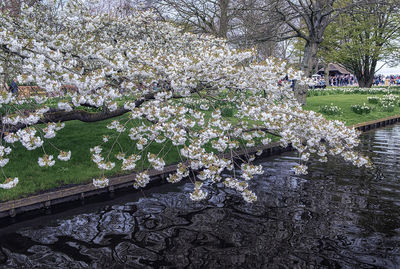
[313,74,400,87]
[373,75,400,86]
[328,75,358,86]
[311,74,358,88]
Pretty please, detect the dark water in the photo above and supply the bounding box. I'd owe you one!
[0,126,400,268]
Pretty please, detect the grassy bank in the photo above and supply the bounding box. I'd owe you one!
[0,107,261,201]
[0,116,124,201]
[304,93,400,125]
[0,113,196,201]
[1,92,400,202]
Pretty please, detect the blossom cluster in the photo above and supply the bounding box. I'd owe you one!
[38,155,55,167]
[0,177,19,189]
[0,146,12,168]
[121,154,141,171]
[16,128,44,150]
[167,163,189,183]
[189,182,208,201]
[133,171,150,189]
[58,151,71,161]
[148,153,165,171]
[93,177,109,188]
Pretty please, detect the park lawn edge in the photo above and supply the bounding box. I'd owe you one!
[1,93,400,202]
[0,114,399,214]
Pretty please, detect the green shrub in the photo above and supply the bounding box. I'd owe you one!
[380,94,399,112]
[351,103,373,114]
[381,103,395,112]
[367,96,380,104]
[381,94,399,104]
[319,103,342,115]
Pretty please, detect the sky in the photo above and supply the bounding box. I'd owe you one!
[376,62,400,76]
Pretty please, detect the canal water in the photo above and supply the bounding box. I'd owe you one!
[0,125,399,268]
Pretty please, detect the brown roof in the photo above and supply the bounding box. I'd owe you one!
[318,63,351,75]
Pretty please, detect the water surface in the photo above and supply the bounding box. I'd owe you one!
[0,125,399,268]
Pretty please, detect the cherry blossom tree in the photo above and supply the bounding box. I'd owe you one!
[0,1,371,201]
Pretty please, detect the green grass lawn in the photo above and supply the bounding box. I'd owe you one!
[0,116,126,201]
[0,108,245,201]
[0,114,192,201]
[1,93,400,202]
[304,93,400,125]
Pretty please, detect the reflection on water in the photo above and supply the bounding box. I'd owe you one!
[1,125,400,268]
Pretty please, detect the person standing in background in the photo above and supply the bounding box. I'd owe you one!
[9,78,18,96]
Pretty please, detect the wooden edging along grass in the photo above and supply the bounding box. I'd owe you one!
[0,142,290,219]
[0,114,399,219]
[351,115,400,132]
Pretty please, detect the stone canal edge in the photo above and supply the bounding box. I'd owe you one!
[1,115,399,218]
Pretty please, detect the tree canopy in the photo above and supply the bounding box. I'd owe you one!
[320,0,400,87]
[0,1,371,201]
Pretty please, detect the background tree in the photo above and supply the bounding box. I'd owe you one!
[254,0,379,77]
[320,0,400,87]
[228,0,294,60]
[132,0,395,79]
[154,0,234,38]
[153,0,295,62]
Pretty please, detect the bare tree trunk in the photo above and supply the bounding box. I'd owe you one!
[324,62,330,86]
[355,59,377,88]
[1,0,39,14]
[355,70,374,88]
[357,76,374,88]
[302,40,319,77]
[2,0,21,15]
[218,0,229,38]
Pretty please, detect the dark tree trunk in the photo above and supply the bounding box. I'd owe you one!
[355,58,377,88]
[1,0,39,15]
[2,0,21,15]
[302,41,319,77]
[218,0,229,38]
[357,75,374,88]
[324,62,330,85]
